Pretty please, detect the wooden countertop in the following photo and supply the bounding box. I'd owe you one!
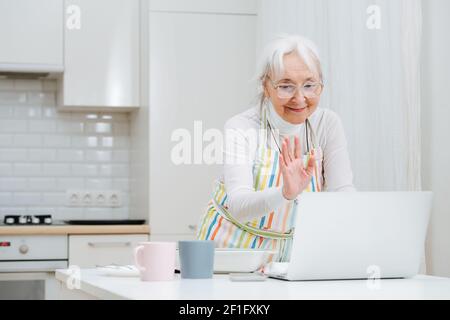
[0,224,150,235]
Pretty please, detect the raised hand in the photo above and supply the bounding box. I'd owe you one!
[279,136,316,200]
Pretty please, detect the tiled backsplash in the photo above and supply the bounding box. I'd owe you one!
[0,79,130,221]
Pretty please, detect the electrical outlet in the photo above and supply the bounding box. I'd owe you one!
[66,190,82,207]
[107,191,122,207]
[93,191,107,207]
[66,190,122,207]
[82,192,93,206]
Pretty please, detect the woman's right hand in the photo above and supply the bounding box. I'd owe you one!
[279,136,316,200]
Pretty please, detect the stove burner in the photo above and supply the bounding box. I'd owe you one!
[3,215,52,225]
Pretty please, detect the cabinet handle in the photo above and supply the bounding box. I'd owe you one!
[87,241,131,248]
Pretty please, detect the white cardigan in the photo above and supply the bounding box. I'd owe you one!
[221,103,355,222]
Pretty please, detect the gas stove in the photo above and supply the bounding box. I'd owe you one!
[3,215,53,225]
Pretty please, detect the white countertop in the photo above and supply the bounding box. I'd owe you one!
[55,269,450,300]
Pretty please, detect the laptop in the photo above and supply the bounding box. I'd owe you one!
[266,192,432,281]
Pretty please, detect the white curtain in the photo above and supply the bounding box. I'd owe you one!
[257,0,422,192]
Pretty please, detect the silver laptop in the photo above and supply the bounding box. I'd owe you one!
[267,192,432,281]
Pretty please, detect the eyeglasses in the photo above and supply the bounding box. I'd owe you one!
[269,78,323,99]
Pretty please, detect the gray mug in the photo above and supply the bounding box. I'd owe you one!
[178,240,215,279]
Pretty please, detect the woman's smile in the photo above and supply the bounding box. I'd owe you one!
[284,105,308,113]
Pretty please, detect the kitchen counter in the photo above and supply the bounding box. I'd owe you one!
[53,269,450,300]
[0,224,150,235]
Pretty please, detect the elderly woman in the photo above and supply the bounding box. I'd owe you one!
[197,35,355,262]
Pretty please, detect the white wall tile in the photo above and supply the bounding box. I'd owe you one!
[27,92,55,106]
[85,122,112,134]
[13,106,42,119]
[29,149,57,162]
[103,113,129,121]
[0,92,27,105]
[14,79,42,91]
[0,149,28,161]
[28,178,57,191]
[71,164,98,176]
[54,207,83,220]
[42,106,58,118]
[13,163,42,176]
[56,121,84,134]
[83,207,115,217]
[0,192,13,205]
[13,134,42,147]
[112,178,130,191]
[56,149,84,162]
[111,207,129,219]
[0,207,27,215]
[101,136,114,147]
[113,122,130,135]
[121,194,130,206]
[71,136,98,148]
[27,207,55,215]
[0,178,27,191]
[85,150,112,162]
[0,163,12,176]
[85,178,113,189]
[56,178,85,189]
[13,192,42,206]
[112,150,129,162]
[0,120,27,132]
[99,164,128,177]
[29,120,57,133]
[43,135,71,147]
[114,136,130,148]
[42,80,57,92]
[42,163,71,176]
[0,134,13,147]
[42,192,66,206]
[0,106,14,118]
[0,79,14,90]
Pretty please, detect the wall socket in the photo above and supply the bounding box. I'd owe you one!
[66,190,122,207]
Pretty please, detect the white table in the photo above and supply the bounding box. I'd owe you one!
[52,269,450,300]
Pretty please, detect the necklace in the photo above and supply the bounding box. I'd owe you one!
[266,118,312,154]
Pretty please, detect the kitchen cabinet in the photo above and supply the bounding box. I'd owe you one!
[143,0,257,240]
[68,234,148,268]
[58,0,140,110]
[0,0,63,72]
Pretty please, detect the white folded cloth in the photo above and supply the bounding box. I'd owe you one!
[96,265,139,277]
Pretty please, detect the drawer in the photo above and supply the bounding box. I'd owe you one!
[68,234,148,268]
[0,235,67,260]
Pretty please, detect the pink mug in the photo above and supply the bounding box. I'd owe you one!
[133,242,176,281]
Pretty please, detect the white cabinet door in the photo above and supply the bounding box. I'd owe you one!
[148,3,257,237]
[0,0,63,71]
[59,0,139,109]
[68,234,148,268]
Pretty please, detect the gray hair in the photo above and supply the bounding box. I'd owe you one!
[256,34,323,105]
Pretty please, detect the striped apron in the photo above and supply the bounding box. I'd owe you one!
[197,106,323,262]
